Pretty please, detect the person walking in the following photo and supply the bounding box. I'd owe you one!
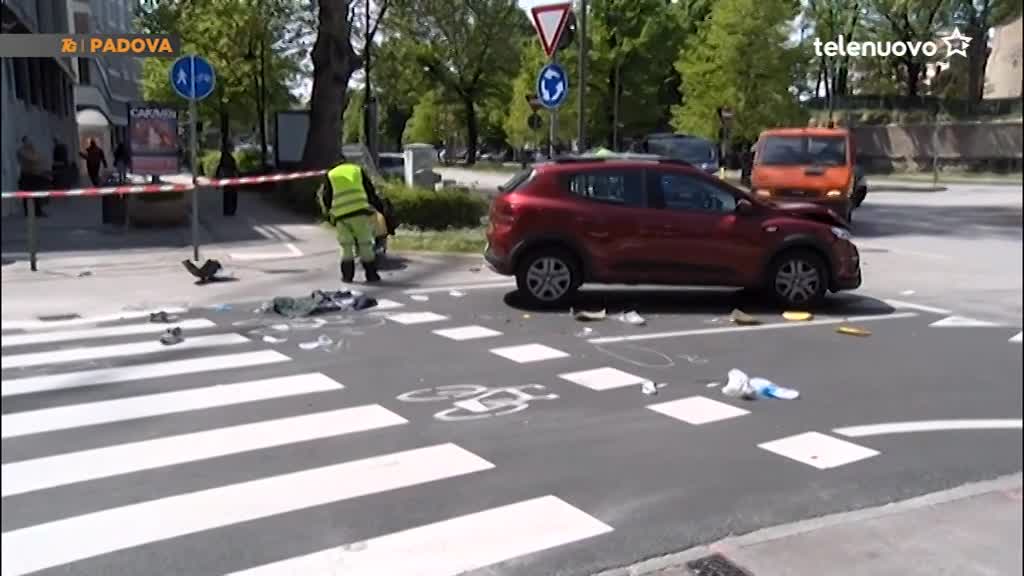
[17,137,47,217]
[80,139,107,187]
[317,156,385,283]
[216,142,240,216]
[113,142,129,184]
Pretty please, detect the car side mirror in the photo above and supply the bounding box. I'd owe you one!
[736,199,754,215]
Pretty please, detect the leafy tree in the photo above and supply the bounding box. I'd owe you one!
[672,0,805,144]
[950,0,1023,104]
[372,37,427,150]
[389,0,530,163]
[403,90,460,145]
[863,0,950,97]
[804,0,863,100]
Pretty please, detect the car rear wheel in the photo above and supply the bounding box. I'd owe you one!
[515,248,580,308]
[767,250,828,308]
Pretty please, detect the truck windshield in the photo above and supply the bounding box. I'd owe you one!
[759,135,847,166]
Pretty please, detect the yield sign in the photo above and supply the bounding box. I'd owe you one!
[531,2,573,58]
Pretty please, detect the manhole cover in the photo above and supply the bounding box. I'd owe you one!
[686,554,752,576]
[37,313,81,322]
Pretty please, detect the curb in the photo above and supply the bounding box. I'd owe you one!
[590,473,1023,576]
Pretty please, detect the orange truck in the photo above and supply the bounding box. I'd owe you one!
[750,127,867,222]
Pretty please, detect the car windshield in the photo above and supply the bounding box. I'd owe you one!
[759,135,847,166]
[648,138,717,164]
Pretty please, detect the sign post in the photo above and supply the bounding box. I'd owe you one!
[531,3,572,158]
[170,54,215,262]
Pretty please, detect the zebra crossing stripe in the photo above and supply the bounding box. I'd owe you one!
[1,318,218,348]
[2,405,409,497]
[1,307,189,331]
[2,333,251,369]
[226,495,614,576]
[0,373,344,439]
[0,443,494,576]
[1,350,291,397]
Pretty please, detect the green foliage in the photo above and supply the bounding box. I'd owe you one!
[403,91,460,146]
[672,0,806,143]
[378,181,488,230]
[200,149,265,176]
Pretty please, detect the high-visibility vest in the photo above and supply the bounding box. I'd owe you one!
[325,163,370,219]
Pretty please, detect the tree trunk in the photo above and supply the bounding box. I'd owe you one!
[966,23,988,105]
[302,0,360,169]
[463,96,479,165]
[905,60,922,98]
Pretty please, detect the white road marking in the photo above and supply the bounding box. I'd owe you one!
[1,307,189,331]
[758,431,880,470]
[883,299,953,315]
[432,325,503,341]
[386,312,449,325]
[1,373,343,439]
[2,405,408,497]
[404,281,515,295]
[226,495,613,576]
[0,444,494,576]
[929,315,1001,327]
[588,312,919,344]
[647,396,751,425]
[2,333,250,369]
[229,242,304,261]
[1011,332,1023,344]
[558,367,649,391]
[833,419,1024,438]
[373,299,405,310]
[489,343,570,363]
[1,318,217,348]
[1,350,291,398]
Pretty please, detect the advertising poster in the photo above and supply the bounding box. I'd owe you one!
[128,103,180,175]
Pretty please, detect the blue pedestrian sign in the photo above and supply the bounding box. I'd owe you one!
[170,55,216,101]
[536,63,568,109]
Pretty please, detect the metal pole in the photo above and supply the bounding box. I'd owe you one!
[27,197,38,271]
[932,109,940,187]
[549,53,558,158]
[577,0,587,152]
[189,97,200,262]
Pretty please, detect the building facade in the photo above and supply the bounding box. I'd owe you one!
[1,0,79,215]
[985,16,1023,100]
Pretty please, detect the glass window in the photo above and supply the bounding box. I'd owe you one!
[759,135,847,166]
[568,170,644,207]
[647,137,717,164]
[652,171,736,214]
[498,169,534,195]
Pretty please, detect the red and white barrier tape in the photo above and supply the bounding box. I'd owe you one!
[197,170,326,188]
[1,183,193,200]
[1,170,328,199]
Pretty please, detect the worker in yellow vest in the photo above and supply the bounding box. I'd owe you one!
[317,158,385,283]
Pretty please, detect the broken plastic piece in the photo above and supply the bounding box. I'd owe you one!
[573,308,607,321]
[270,324,290,332]
[209,304,233,312]
[750,377,800,400]
[679,354,709,365]
[149,311,178,324]
[837,325,872,337]
[900,290,916,296]
[299,334,334,350]
[618,310,646,326]
[641,381,658,395]
[575,327,595,337]
[77,271,93,278]
[410,294,429,302]
[262,335,287,344]
[730,309,761,325]
[159,327,183,346]
[782,311,813,321]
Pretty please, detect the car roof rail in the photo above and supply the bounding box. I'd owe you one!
[548,153,697,168]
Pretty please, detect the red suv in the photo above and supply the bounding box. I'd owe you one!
[484,155,861,308]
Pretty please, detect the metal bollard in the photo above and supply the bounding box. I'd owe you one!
[27,197,38,271]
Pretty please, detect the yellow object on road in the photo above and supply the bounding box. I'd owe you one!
[837,325,872,337]
[783,311,813,321]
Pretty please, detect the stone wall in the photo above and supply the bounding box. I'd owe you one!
[852,122,1023,172]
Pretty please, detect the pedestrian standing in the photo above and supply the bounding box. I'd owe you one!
[317,156,385,283]
[17,137,47,217]
[113,142,129,184]
[80,139,107,186]
[216,142,239,216]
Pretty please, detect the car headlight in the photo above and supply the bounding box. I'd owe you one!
[826,189,843,197]
[831,226,851,240]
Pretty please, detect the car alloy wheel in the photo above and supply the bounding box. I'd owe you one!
[525,256,573,302]
[774,258,822,305]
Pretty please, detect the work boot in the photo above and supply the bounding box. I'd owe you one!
[340,260,355,283]
[363,261,381,283]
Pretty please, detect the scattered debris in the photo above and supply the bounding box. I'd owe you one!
[782,311,813,321]
[208,303,233,312]
[299,334,334,351]
[449,290,466,297]
[679,353,709,365]
[617,310,646,326]
[469,266,481,273]
[287,317,328,330]
[183,259,234,284]
[705,381,721,388]
[253,302,273,314]
[149,311,178,323]
[704,317,723,324]
[262,335,287,344]
[159,327,183,346]
[900,290,916,296]
[573,308,607,322]
[575,327,595,337]
[272,290,377,318]
[270,324,291,332]
[837,325,872,337]
[729,309,761,325]
[641,381,658,395]
[77,271,93,278]
[410,294,429,302]
[722,369,799,400]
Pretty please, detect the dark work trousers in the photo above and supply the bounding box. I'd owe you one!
[223,186,238,216]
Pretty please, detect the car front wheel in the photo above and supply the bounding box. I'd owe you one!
[768,250,828,308]
[515,248,580,308]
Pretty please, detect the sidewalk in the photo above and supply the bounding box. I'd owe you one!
[597,474,1022,576]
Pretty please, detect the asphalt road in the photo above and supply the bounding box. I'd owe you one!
[2,283,1021,576]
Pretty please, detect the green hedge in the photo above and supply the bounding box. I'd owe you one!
[378,182,488,230]
[199,148,263,176]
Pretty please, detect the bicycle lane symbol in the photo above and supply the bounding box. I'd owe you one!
[396,384,559,422]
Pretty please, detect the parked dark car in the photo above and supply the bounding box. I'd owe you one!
[641,133,720,175]
[484,153,861,308]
